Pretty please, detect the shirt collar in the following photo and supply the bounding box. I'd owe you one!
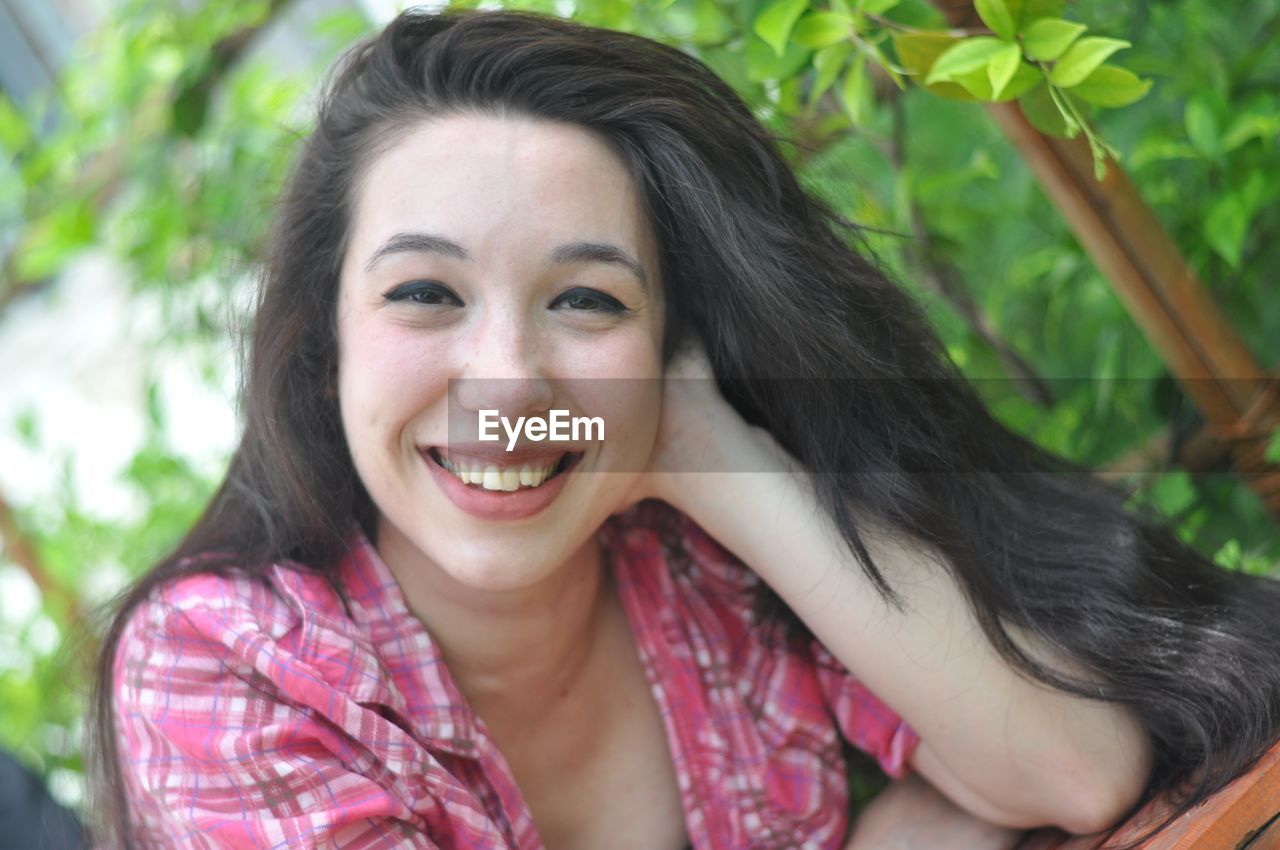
[335,527,485,759]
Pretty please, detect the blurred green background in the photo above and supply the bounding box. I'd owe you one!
[1,0,1277,825]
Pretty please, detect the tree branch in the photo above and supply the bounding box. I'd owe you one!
[0,489,82,627]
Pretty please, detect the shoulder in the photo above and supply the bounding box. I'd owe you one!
[110,562,450,846]
[112,556,387,725]
[116,561,338,670]
[122,566,302,637]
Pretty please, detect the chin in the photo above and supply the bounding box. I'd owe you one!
[424,537,571,590]
[440,555,564,592]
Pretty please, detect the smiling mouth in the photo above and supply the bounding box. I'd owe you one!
[426,448,581,492]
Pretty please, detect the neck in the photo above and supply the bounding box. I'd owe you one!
[374,519,615,718]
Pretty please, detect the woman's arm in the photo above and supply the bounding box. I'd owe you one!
[637,355,1152,835]
[845,771,1025,850]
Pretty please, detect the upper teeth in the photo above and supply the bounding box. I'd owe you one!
[437,453,561,492]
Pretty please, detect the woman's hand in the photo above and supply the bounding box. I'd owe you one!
[621,343,794,515]
[845,772,1027,850]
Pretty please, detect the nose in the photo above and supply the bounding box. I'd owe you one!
[451,304,555,422]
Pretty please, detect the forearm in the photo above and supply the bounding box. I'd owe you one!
[669,430,1150,833]
[844,771,1025,850]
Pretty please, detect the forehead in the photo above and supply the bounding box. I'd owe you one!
[343,113,657,276]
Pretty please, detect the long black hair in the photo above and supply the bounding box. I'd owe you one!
[88,7,1280,847]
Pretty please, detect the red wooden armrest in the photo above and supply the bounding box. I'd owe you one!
[1015,741,1280,850]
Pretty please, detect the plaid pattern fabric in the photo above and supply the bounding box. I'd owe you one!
[115,501,919,848]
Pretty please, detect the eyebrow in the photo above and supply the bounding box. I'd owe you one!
[363,231,649,290]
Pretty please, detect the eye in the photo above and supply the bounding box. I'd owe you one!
[382,280,463,306]
[550,287,628,314]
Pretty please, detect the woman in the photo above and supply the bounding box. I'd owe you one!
[89,7,1280,849]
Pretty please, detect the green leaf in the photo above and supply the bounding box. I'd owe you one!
[1129,138,1198,169]
[15,408,38,448]
[859,0,900,13]
[925,37,1006,85]
[1267,429,1280,464]
[854,34,906,89]
[1069,65,1152,107]
[892,31,960,77]
[0,93,32,153]
[1019,83,1070,136]
[777,74,806,113]
[13,201,97,281]
[1049,36,1130,88]
[997,61,1042,100]
[952,60,1036,100]
[754,0,810,58]
[1021,18,1086,61]
[745,33,813,82]
[1204,197,1247,267]
[810,41,854,107]
[1149,471,1196,517]
[988,43,1022,98]
[923,82,982,102]
[1008,0,1065,27]
[1213,539,1243,570]
[892,31,975,99]
[1184,98,1220,157]
[838,57,870,124]
[975,0,1017,41]
[952,67,997,99]
[792,11,852,50]
[145,379,166,432]
[1220,112,1277,153]
[686,0,738,46]
[171,80,211,137]
[1203,174,1264,268]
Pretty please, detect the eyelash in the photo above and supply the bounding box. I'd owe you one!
[382,282,629,314]
[550,286,629,314]
[382,281,462,306]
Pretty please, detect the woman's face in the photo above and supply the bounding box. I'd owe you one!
[335,113,664,592]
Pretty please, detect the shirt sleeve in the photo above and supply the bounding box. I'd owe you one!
[810,637,922,780]
[113,581,442,850]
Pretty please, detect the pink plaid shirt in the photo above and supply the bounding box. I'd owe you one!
[115,501,920,848]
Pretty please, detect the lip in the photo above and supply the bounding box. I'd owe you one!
[421,447,581,521]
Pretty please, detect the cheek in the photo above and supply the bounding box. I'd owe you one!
[337,322,448,441]
[559,338,662,467]
[579,325,663,452]
[555,316,664,380]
